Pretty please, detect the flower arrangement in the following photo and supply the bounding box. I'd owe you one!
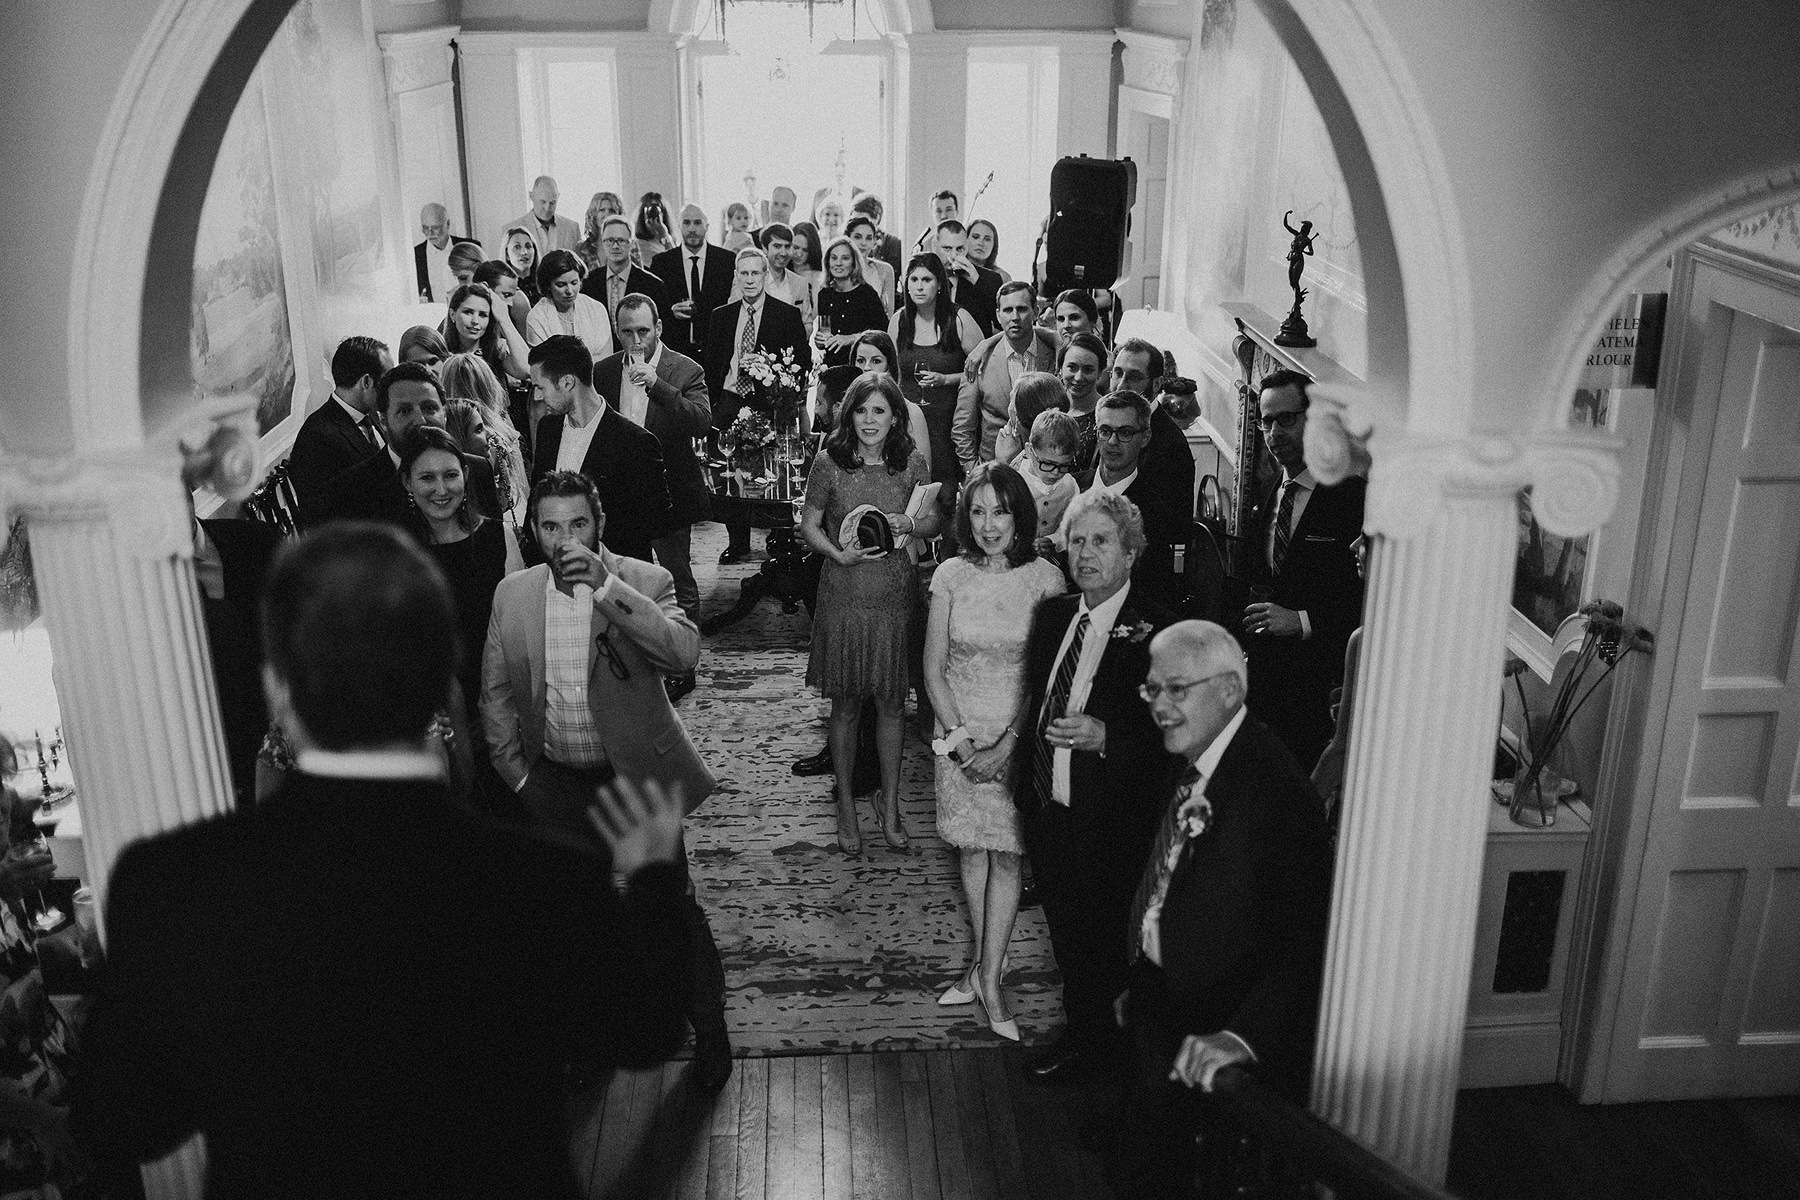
[737,346,808,429]
[1502,598,1653,826]
[719,410,775,468]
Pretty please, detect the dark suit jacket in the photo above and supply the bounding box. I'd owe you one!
[702,295,813,433]
[197,519,283,806]
[285,397,382,525]
[1131,717,1335,1095]
[414,236,480,302]
[1014,590,1180,888]
[949,263,1004,337]
[594,347,712,528]
[72,774,692,1196]
[649,244,736,358]
[1245,474,1366,765]
[303,446,500,534]
[580,262,670,332]
[532,405,675,561]
[1074,448,1194,609]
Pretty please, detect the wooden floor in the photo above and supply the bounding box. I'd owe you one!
[570,1047,1118,1200]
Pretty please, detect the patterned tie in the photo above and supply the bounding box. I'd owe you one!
[1031,612,1091,804]
[740,303,759,361]
[1272,479,1298,576]
[609,271,625,317]
[1129,764,1205,964]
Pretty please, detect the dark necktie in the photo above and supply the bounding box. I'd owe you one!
[1272,479,1297,576]
[1031,612,1091,804]
[359,418,381,451]
[1128,764,1205,964]
[689,255,702,321]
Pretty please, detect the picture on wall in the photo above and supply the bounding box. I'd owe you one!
[189,80,296,439]
[1513,390,1607,638]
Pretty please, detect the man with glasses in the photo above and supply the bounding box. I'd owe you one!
[1243,370,1366,768]
[581,215,668,337]
[1106,619,1334,1194]
[1064,389,1194,607]
[1109,337,1193,490]
[481,469,734,1091]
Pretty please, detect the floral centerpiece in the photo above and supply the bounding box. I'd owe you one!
[737,346,808,434]
[1500,599,1653,826]
[719,410,776,478]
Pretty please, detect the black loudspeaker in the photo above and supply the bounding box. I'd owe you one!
[1043,155,1137,295]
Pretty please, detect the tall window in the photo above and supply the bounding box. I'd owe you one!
[516,49,623,214]
[964,47,1059,281]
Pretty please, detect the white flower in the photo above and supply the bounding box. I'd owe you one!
[1177,794,1212,841]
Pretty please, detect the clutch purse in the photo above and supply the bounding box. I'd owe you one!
[838,505,894,557]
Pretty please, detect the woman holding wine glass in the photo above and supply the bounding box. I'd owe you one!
[814,236,888,369]
[890,253,983,537]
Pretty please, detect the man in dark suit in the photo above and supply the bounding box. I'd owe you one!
[703,246,812,563]
[1112,619,1334,1195]
[935,219,1003,336]
[1015,488,1180,1083]
[529,334,674,563]
[650,204,735,360]
[72,521,695,1195]
[414,202,480,303]
[300,362,500,531]
[1243,369,1366,769]
[1070,390,1195,609]
[285,336,390,524]
[581,214,668,336]
[1109,338,1193,488]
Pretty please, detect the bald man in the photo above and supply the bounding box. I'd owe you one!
[414,203,480,303]
[503,175,580,258]
[1106,619,1334,1195]
[651,205,737,359]
[750,185,796,249]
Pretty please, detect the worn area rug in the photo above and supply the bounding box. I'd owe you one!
[680,522,1065,1056]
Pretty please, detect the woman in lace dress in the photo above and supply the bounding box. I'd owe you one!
[922,461,1065,1040]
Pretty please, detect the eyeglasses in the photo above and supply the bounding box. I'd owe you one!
[601,236,630,246]
[595,629,631,681]
[1032,454,1076,474]
[1096,425,1145,442]
[1137,671,1235,704]
[1257,411,1303,431]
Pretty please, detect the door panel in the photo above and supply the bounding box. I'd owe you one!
[1604,259,1800,1100]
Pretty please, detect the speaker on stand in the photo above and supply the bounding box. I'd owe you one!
[1040,155,1138,297]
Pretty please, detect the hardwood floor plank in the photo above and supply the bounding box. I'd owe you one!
[708,1133,741,1200]
[974,1050,1027,1200]
[735,1057,771,1200]
[1001,1046,1104,1200]
[767,1056,797,1200]
[590,1068,642,1200]
[565,1071,612,1198]
[872,1051,912,1200]
[711,1058,745,1138]
[848,1053,880,1200]
[794,1057,826,1200]
[900,1052,943,1199]
[924,1052,973,1200]
[947,1051,1002,1200]
[821,1055,854,1200]
[675,1075,716,1200]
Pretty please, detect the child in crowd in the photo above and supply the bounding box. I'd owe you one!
[722,202,754,252]
[1013,408,1081,552]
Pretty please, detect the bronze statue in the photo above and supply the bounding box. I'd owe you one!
[1276,210,1319,348]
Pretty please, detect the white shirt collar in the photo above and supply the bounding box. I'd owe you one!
[1090,467,1138,497]
[1192,704,1248,782]
[1283,466,1317,492]
[1077,580,1132,627]
[331,393,368,425]
[295,747,444,781]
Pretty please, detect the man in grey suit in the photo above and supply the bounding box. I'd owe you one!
[593,293,712,702]
[480,469,733,1089]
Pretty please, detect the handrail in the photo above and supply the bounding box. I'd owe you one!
[1210,1066,1460,1200]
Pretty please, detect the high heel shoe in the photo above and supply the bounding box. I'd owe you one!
[974,976,1020,1042]
[938,962,979,1007]
[835,802,862,857]
[879,798,911,852]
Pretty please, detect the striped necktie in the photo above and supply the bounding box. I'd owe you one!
[1031,612,1090,804]
[1129,764,1205,964]
[1272,479,1298,576]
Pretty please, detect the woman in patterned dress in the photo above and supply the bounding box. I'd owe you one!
[799,374,939,856]
[922,462,1065,1040]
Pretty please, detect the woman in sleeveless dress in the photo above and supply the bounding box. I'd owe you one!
[891,253,983,543]
[923,462,1065,1040]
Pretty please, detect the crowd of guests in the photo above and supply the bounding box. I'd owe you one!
[39,172,1366,1196]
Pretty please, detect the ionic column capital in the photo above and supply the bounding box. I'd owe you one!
[0,446,194,560]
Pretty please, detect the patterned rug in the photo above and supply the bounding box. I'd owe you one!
[681,522,1065,1056]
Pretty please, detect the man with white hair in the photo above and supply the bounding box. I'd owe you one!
[503,175,580,258]
[651,204,736,359]
[414,202,479,303]
[1107,619,1334,1194]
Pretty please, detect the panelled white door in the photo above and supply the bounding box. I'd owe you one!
[1601,250,1800,1100]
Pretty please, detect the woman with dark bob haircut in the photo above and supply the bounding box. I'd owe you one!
[799,374,938,856]
[922,460,1065,1039]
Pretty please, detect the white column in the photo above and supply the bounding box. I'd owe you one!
[1,447,230,1199]
[379,24,465,245]
[1054,32,1117,158]
[897,32,966,241]
[454,33,527,251]
[1304,417,1621,1182]
[614,33,684,207]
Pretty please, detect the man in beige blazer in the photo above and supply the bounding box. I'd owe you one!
[481,469,732,1089]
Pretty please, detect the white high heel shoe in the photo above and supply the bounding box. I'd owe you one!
[974,977,1020,1042]
[938,962,979,1007]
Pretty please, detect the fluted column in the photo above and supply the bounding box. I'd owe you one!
[1302,406,1622,1181]
[0,445,227,1198]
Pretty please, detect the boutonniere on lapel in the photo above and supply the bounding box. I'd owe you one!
[1177,793,1213,844]
[1110,618,1155,644]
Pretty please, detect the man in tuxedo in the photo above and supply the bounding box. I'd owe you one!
[502,174,580,258]
[935,220,1003,337]
[704,247,812,563]
[1015,489,1179,1083]
[750,185,796,248]
[300,362,500,531]
[595,294,711,699]
[1112,619,1334,1195]
[1068,390,1194,609]
[956,281,1057,470]
[529,334,674,563]
[581,215,667,336]
[481,470,732,1090]
[1109,338,1193,488]
[1243,369,1366,769]
[414,202,479,303]
[73,521,695,1192]
[650,204,736,360]
[285,335,390,524]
